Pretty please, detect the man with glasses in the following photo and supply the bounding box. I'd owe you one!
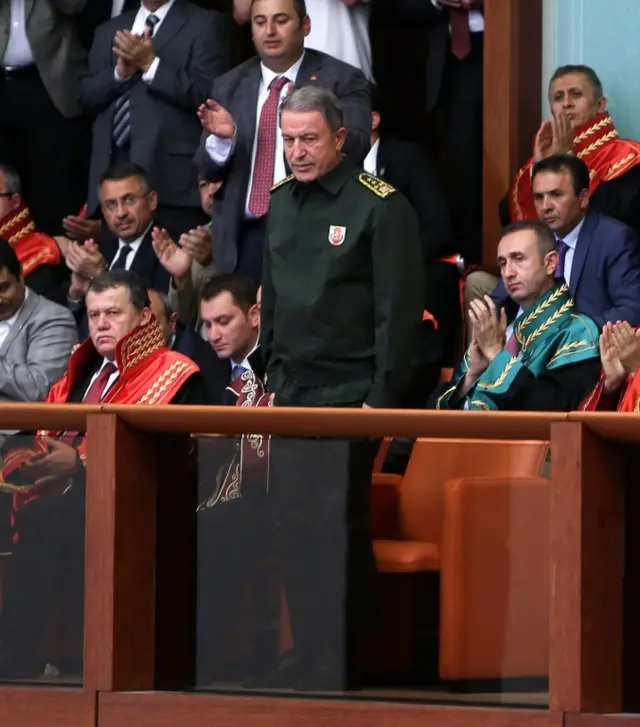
[66,163,170,328]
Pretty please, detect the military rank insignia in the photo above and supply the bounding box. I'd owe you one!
[358,173,396,198]
[328,225,346,246]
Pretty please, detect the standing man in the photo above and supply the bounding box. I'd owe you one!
[195,0,371,285]
[385,0,484,263]
[80,0,230,241]
[0,0,89,236]
[261,86,424,690]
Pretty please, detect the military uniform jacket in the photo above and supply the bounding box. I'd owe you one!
[261,159,425,408]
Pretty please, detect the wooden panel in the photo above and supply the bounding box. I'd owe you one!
[483,0,542,264]
[0,403,89,432]
[549,422,624,713]
[84,414,158,691]
[565,717,640,727]
[99,692,563,727]
[0,687,95,727]
[104,405,566,439]
[567,412,640,444]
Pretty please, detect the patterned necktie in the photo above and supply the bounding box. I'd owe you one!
[113,13,160,148]
[555,239,569,280]
[248,76,290,218]
[231,364,247,382]
[111,243,132,270]
[449,8,471,60]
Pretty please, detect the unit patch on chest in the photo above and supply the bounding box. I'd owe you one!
[328,225,346,246]
[357,173,396,198]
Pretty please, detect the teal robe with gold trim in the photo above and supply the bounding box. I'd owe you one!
[436,285,601,411]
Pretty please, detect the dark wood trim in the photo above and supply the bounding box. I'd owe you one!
[565,716,640,727]
[99,692,562,727]
[0,687,96,727]
[84,414,158,691]
[483,0,542,265]
[549,422,624,713]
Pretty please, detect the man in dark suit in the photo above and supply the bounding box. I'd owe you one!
[0,0,90,235]
[384,0,483,263]
[491,154,640,329]
[194,0,371,284]
[80,0,230,240]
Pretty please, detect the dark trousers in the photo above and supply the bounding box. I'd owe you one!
[431,34,484,264]
[237,218,266,286]
[0,487,85,672]
[269,395,378,687]
[0,69,89,236]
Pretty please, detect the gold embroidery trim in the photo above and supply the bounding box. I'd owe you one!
[470,400,490,410]
[521,300,574,352]
[515,285,570,347]
[512,165,526,220]
[547,339,594,366]
[271,174,294,192]
[136,360,193,404]
[476,356,518,390]
[436,384,457,409]
[605,151,639,181]
[576,130,620,160]
[358,173,396,198]
[573,115,614,145]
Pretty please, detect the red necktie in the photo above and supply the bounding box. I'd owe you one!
[83,362,118,404]
[248,76,290,218]
[505,332,520,357]
[449,8,471,60]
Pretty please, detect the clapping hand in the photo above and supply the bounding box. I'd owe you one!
[600,322,627,394]
[533,113,573,162]
[66,239,108,280]
[152,227,192,279]
[468,295,507,361]
[113,29,156,73]
[179,225,212,266]
[610,321,640,377]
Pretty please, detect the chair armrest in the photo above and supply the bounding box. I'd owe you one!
[439,476,550,680]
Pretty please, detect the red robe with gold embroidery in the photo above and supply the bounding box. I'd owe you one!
[0,320,200,535]
[0,203,61,275]
[508,112,640,222]
[581,368,640,412]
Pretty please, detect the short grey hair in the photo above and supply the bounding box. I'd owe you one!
[280,86,344,134]
[0,164,21,195]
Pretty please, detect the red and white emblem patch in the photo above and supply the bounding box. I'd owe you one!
[328,225,346,246]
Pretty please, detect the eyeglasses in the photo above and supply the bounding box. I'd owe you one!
[101,192,150,212]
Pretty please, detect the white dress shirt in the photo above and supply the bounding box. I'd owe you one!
[110,234,144,271]
[304,0,373,80]
[84,359,120,401]
[363,138,379,176]
[205,54,305,218]
[430,0,484,33]
[556,216,584,286]
[114,0,177,84]
[0,288,29,350]
[3,0,34,67]
[230,338,259,373]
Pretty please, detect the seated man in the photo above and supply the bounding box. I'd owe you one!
[582,321,640,411]
[467,64,640,305]
[0,270,204,678]
[66,163,172,326]
[483,155,640,328]
[435,220,601,411]
[0,239,76,419]
[0,164,68,305]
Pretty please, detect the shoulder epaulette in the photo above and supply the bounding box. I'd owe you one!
[270,174,295,192]
[357,172,396,198]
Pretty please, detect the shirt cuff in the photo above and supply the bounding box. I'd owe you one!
[205,131,236,165]
[114,67,128,82]
[142,57,160,84]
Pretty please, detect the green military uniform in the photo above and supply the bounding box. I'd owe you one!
[436,284,601,411]
[261,157,425,690]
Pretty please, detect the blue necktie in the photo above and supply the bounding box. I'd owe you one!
[555,239,569,280]
[231,364,247,382]
[113,13,160,148]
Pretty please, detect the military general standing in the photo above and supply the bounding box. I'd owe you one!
[260,85,425,691]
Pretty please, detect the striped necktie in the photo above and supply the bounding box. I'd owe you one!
[113,13,160,148]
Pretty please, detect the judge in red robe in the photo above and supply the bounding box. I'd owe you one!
[581,321,640,411]
[0,269,204,679]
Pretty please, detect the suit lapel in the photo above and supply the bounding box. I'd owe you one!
[376,137,388,178]
[101,234,119,267]
[130,229,156,279]
[0,290,38,357]
[568,213,596,296]
[297,50,323,87]
[151,0,187,56]
[237,61,262,153]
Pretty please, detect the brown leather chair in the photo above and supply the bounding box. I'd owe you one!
[371,438,549,681]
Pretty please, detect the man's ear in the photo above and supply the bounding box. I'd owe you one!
[140,307,153,326]
[248,302,260,328]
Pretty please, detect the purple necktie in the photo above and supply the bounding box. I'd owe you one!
[505,332,520,357]
[555,239,569,280]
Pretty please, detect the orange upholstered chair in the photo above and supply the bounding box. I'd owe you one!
[371,438,549,681]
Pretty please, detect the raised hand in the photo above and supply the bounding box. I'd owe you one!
[600,322,626,394]
[468,295,507,361]
[467,329,490,377]
[197,100,235,138]
[533,120,554,162]
[152,226,192,279]
[549,113,574,155]
[62,215,102,243]
[179,225,213,266]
